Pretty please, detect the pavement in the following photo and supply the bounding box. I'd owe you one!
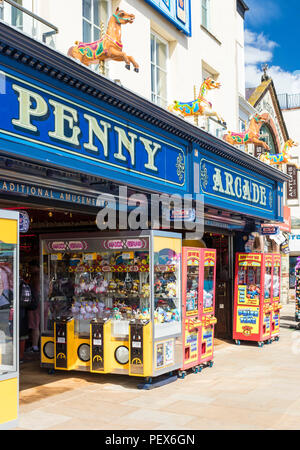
[13,303,300,430]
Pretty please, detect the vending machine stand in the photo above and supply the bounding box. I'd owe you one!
[178,247,217,379]
[233,253,282,347]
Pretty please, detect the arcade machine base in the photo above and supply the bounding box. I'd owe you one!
[137,372,178,390]
[177,360,214,379]
[234,338,269,348]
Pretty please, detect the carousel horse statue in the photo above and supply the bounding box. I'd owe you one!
[168,77,225,124]
[223,113,270,150]
[68,8,139,72]
[260,139,299,165]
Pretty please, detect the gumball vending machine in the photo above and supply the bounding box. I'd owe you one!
[270,254,282,341]
[233,253,277,347]
[179,248,217,378]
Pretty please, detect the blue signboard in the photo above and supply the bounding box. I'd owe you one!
[260,226,279,236]
[0,65,188,196]
[193,149,283,222]
[0,178,99,207]
[144,0,191,36]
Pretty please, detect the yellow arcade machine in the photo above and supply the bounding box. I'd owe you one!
[0,210,19,429]
[41,231,182,387]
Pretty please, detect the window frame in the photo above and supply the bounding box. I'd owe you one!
[239,119,246,133]
[150,31,169,108]
[82,0,109,43]
[11,0,23,30]
[201,0,210,31]
[0,1,4,21]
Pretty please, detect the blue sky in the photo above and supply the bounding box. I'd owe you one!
[244,0,300,94]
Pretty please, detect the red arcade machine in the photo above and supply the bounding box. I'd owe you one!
[179,247,217,378]
[233,253,281,347]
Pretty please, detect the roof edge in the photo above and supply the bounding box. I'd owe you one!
[237,0,249,18]
[0,22,289,184]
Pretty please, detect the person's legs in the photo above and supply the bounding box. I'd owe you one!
[19,338,26,362]
[31,327,39,349]
[27,304,40,352]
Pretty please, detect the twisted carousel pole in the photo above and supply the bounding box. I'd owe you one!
[99,21,106,75]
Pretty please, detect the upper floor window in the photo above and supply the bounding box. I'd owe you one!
[259,124,276,154]
[82,0,109,42]
[201,0,210,30]
[202,67,216,83]
[0,1,3,21]
[239,119,246,133]
[151,32,168,108]
[11,0,23,30]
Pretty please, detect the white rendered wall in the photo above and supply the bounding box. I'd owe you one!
[32,0,246,131]
[283,108,300,218]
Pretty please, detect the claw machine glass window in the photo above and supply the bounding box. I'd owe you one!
[264,267,272,301]
[203,266,215,313]
[273,266,280,299]
[41,235,151,338]
[153,236,181,339]
[186,258,199,316]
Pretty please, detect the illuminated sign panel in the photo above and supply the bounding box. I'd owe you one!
[144,0,191,36]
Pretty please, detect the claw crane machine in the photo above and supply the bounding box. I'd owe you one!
[270,254,282,341]
[40,231,183,387]
[0,210,19,429]
[233,253,281,347]
[179,247,217,378]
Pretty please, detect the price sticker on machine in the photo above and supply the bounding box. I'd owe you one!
[57,337,65,343]
[132,341,141,348]
[93,339,102,346]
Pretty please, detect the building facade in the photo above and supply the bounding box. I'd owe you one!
[279,93,300,299]
[0,0,249,134]
[246,74,292,305]
[0,0,290,429]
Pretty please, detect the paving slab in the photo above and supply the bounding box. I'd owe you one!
[12,302,300,430]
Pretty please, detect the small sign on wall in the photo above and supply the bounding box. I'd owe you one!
[260,226,280,236]
[287,164,298,200]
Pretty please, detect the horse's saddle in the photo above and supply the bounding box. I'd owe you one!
[268,153,285,163]
[77,39,105,59]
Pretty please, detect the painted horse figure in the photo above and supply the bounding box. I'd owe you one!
[223,113,270,150]
[168,78,225,124]
[68,8,139,72]
[260,139,299,165]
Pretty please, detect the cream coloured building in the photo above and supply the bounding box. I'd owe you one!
[0,0,249,135]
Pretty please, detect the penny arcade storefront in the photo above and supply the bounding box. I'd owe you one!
[0,23,288,428]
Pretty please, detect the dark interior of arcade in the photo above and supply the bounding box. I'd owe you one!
[0,196,234,380]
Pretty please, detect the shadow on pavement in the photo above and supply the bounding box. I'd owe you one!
[19,359,144,405]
